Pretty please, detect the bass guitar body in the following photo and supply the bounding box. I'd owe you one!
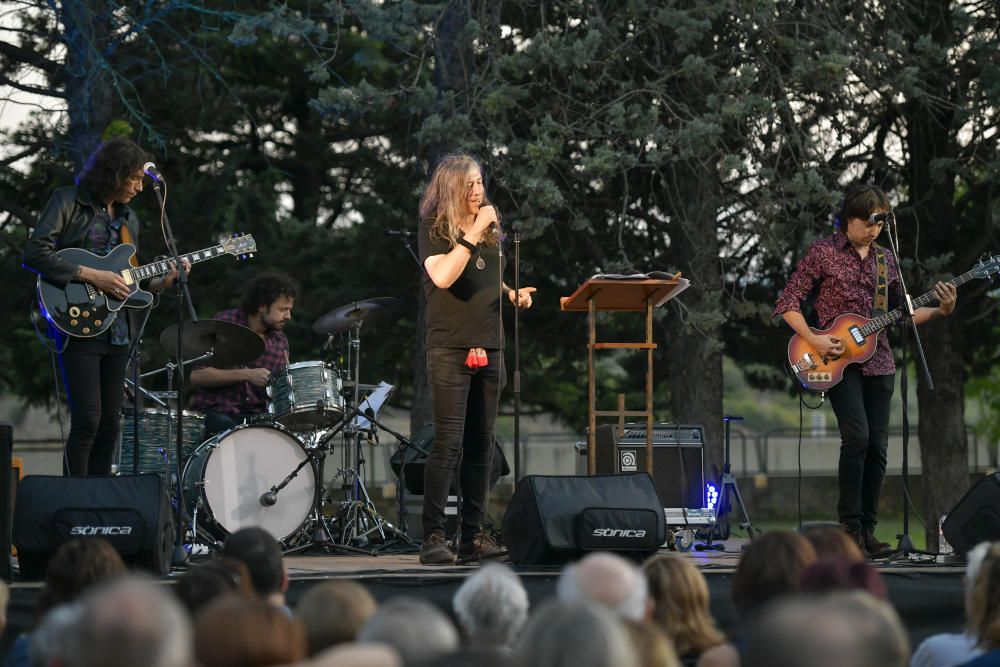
[786,312,880,392]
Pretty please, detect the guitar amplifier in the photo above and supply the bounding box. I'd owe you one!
[593,424,707,515]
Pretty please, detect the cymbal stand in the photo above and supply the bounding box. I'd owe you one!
[326,321,409,549]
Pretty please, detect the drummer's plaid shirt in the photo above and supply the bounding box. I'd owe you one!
[188,308,289,417]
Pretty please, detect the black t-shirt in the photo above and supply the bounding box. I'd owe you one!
[418,218,505,349]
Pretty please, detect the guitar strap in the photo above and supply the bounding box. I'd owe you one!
[120,224,140,267]
[873,245,888,316]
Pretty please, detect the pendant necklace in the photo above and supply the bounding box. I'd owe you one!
[475,246,485,270]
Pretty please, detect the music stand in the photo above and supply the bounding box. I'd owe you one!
[561,274,689,475]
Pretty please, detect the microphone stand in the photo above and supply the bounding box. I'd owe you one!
[881,211,932,559]
[150,177,198,567]
[124,304,155,475]
[385,229,421,267]
[512,232,522,482]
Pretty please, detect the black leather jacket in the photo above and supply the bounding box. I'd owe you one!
[22,185,141,287]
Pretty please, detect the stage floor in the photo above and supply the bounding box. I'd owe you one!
[0,541,967,658]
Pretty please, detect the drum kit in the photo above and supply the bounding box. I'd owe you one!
[118,297,408,554]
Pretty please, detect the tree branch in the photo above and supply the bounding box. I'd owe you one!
[0,72,64,98]
[0,39,60,75]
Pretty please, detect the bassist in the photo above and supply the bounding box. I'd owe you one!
[22,138,186,476]
[773,183,956,556]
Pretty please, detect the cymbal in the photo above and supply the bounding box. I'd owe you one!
[159,320,264,367]
[313,297,402,334]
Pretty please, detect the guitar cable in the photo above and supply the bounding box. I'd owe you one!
[784,360,826,531]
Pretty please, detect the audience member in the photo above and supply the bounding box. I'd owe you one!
[742,591,909,667]
[295,580,378,656]
[428,647,514,667]
[801,525,866,563]
[557,552,650,621]
[28,603,80,667]
[221,527,289,608]
[513,600,639,667]
[306,642,401,667]
[961,542,1000,667]
[731,530,818,618]
[452,563,529,653]
[800,558,887,599]
[623,619,682,667]
[174,557,255,616]
[643,554,726,666]
[63,576,192,667]
[911,541,991,667]
[194,592,306,667]
[357,596,459,664]
[5,538,126,667]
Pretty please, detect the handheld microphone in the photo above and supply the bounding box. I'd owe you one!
[868,211,892,224]
[385,229,415,237]
[143,162,164,182]
[259,490,277,507]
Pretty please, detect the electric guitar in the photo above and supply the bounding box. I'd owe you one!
[38,234,257,338]
[787,254,1000,392]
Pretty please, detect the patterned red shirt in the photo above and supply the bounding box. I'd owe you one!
[188,308,289,416]
[773,232,900,376]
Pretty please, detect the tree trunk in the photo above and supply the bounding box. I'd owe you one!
[662,168,725,485]
[61,1,113,168]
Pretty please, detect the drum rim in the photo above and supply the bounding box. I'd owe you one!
[123,408,205,419]
[279,360,335,372]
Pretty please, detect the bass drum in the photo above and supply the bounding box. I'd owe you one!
[182,423,316,543]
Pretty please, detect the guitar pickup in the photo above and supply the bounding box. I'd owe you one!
[849,326,865,345]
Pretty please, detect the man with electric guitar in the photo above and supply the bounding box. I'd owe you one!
[773,183,957,557]
[22,138,191,476]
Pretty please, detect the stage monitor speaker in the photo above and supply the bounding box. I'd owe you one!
[502,473,666,566]
[389,424,510,495]
[0,423,11,581]
[13,474,174,579]
[942,472,1000,555]
[595,423,706,509]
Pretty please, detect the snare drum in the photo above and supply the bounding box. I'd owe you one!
[181,422,316,542]
[268,361,344,430]
[119,408,204,478]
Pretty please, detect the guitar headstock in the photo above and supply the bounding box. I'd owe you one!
[972,254,1000,281]
[222,233,256,261]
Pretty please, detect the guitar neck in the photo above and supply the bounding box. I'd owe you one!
[860,268,977,335]
[125,245,228,282]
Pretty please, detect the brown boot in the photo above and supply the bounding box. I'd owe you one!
[862,526,893,557]
[419,531,455,565]
[456,533,507,565]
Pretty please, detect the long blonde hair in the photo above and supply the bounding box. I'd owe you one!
[968,542,1000,650]
[643,554,725,657]
[418,154,501,248]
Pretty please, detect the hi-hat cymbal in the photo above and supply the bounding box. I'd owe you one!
[313,297,402,334]
[159,320,264,367]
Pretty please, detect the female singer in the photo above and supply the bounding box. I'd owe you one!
[417,154,535,565]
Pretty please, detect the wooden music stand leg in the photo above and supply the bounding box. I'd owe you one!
[588,297,597,475]
[645,300,654,475]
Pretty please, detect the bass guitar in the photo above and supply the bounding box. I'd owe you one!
[787,254,1000,392]
[38,234,256,338]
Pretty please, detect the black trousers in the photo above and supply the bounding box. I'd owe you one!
[59,337,130,476]
[827,366,895,530]
[423,347,502,542]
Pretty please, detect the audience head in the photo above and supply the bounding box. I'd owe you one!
[194,592,306,667]
[801,525,866,563]
[357,596,459,664]
[221,527,287,599]
[296,579,378,656]
[557,552,649,621]
[30,603,81,667]
[622,619,681,667]
[175,556,255,615]
[64,575,192,667]
[514,600,638,667]
[37,538,126,619]
[800,559,887,599]
[731,529,817,618]
[743,591,909,667]
[306,642,401,667]
[966,541,1000,650]
[452,563,529,650]
[643,554,725,657]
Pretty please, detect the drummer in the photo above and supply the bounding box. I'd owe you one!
[189,274,298,440]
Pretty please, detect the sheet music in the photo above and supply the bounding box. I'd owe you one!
[353,381,394,429]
